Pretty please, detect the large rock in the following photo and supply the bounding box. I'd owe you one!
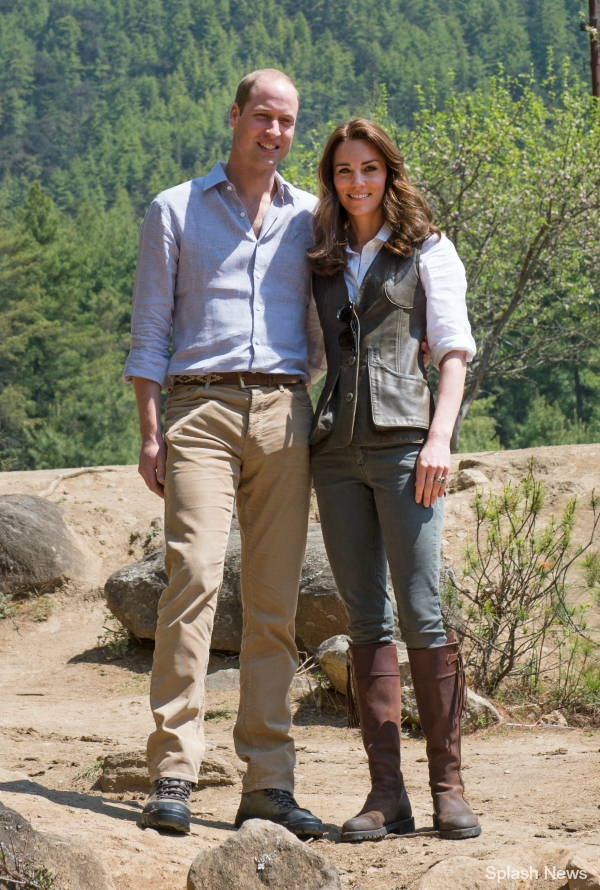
[450,469,491,491]
[187,819,341,890]
[105,523,243,650]
[105,522,349,653]
[100,750,240,792]
[296,525,349,654]
[0,494,85,595]
[0,801,115,890]
[316,635,499,731]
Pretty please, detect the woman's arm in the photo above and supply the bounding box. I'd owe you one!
[415,350,466,508]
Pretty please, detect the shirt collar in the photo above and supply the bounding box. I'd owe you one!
[203,161,292,204]
[346,221,393,255]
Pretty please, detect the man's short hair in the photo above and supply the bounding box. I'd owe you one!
[234,69,298,115]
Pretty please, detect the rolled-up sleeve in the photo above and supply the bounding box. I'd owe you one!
[123,199,179,387]
[420,234,477,370]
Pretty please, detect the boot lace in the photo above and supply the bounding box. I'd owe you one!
[154,777,195,802]
[263,788,300,812]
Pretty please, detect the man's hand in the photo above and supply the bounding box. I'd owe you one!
[139,435,167,498]
[132,376,166,499]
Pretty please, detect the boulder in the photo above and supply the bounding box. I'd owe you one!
[295,525,349,654]
[104,525,243,650]
[316,635,499,731]
[105,522,350,653]
[104,547,167,640]
[450,469,491,492]
[187,819,341,890]
[0,801,115,890]
[100,750,240,792]
[0,494,85,595]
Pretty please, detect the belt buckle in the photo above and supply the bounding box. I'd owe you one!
[238,372,261,390]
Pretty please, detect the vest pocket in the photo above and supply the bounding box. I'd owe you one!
[368,347,431,429]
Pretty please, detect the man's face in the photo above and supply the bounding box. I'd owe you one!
[230,78,298,171]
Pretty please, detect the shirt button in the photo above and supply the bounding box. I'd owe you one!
[240,211,246,217]
[345,392,354,402]
[256,306,261,312]
[227,185,232,191]
[255,339,260,345]
[347,356,356,365]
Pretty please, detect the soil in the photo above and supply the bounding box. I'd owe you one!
[0,444,599,889]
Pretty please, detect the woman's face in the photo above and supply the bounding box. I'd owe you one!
[332,139,387,225]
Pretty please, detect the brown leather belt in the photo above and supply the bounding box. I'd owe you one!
[173,372,303,389]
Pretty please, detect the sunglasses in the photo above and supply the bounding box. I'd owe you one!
[337,302,358,352]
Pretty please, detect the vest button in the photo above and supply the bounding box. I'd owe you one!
[345,392,354,402]
[347,355,356,365]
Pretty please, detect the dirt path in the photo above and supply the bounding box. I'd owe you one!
[0,592,598,890]
[1,444,600,887]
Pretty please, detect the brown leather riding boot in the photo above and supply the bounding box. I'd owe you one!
[408,639,481,839]
[341,642,415,842]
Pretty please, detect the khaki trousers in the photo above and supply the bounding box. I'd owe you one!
[147,382,313,794]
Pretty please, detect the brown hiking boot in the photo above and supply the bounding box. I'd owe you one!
[341,642,415,842]
[408,639,482,839]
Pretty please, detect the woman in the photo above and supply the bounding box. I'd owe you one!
[307,119,480,843]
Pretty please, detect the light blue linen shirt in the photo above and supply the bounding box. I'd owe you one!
[123,162,326,388]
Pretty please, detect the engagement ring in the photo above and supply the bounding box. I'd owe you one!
[434,476,446,484]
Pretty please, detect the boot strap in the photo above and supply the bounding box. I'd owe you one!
[346,658,361,729]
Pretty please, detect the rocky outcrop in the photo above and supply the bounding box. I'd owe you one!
[0,494,85,595]
[100,750,240,792]
[316,635,500,731]
[187,819,341,890]
[0,801,115,890]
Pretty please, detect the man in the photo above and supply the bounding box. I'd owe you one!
[124,69,325,837]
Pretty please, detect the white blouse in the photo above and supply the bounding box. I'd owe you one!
[344,223,476,370]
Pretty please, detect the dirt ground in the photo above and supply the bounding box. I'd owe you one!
[1,444,599,889]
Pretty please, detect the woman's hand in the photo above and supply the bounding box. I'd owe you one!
[415,434,450,507]
[414,350,467,507]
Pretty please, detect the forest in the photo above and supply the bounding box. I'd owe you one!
[0,0,598,469]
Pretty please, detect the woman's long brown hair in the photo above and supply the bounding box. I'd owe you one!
[307,118,440,276]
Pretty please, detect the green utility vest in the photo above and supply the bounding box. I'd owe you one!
[310,244,434,455]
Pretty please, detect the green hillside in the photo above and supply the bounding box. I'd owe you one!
[0,0,588,213]
[0,0,596,470]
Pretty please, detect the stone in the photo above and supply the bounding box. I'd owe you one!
[104,547,167,640]
[540,710,569,726]
[105,522,350,653]
[566,850,600,889]
[0,801,115,890]
[450,469,491,491]
[104,523,243,649]
[0,494,85,595]
[100,750,240,792]
[316,634,351,693]
[205,667,241,691]
[316,635,499,731]
[409,855,533,889]
[295,524,349,654]
[187,819,341,890]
